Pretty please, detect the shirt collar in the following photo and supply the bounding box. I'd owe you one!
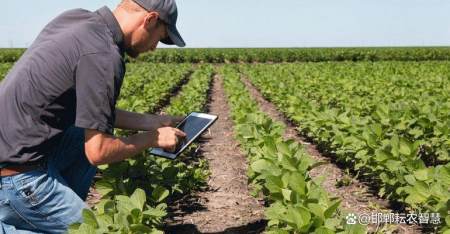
[96,6,125,54]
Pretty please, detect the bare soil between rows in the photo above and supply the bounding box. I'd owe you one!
[240,76,421,234]
[163,75,266,233]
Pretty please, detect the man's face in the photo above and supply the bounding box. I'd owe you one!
[126,15,168,58]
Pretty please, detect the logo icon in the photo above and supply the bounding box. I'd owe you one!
[346,213,357,225]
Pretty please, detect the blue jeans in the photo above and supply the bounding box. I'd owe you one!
[0,127,97,233]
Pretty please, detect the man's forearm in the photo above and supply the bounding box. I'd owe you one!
[85,130,158,165]
[85,126,184,165]
[115,109,162,131]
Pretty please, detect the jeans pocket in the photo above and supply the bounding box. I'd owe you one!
[14,170,51,207]
[9,170,84,232]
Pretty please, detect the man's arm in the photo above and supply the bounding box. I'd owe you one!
[84,127,186,166]
[115,109,183,131]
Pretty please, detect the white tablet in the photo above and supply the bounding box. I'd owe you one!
[149,112,218,159]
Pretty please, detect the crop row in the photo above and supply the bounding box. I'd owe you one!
[69,65,214,233]
[240,62,450,232]
[3,47,450,63]
[117,63,192,113]
[219,65,365,233]
[133,47,450,63]
[163,65,214,115]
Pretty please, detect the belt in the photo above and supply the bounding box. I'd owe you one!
[0,159,47,177]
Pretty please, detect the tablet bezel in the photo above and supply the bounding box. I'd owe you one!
[149,112,218,159]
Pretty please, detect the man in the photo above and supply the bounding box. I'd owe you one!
[0,0,186,233]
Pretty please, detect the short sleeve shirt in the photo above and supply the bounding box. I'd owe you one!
[0,6,126,164]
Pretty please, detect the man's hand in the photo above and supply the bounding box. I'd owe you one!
[156,127,186,152]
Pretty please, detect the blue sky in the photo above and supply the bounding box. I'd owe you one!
[1,0,449,48]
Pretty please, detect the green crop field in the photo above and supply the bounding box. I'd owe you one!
[239,62,450,232]
[0,63,12,81]
[0,48,449,233]
[3,47,450,63]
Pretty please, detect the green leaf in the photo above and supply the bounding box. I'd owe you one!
[408,128,423,138]
[238,124,253,139]
[338,113,351,125]
[95,180,114,197]
[96,214,113,228]
[314,227,335,234]
[277,141,292,156]
[362,130,377,148]
[115,195,134,214]
[114,212,130,227]
[67,223,83,234]
[375,104,389,120]
[143,207,167,218]
[251,159,278,175]
[399,138,412,156]
[413,169,428,181]
[130,208,143,224]
[97,164,108,170]
[385,160,401,172]
[324,200,341,219]
[342,223,367,234]
[265,175,284,194]
[287,206,311,229]
[404,175,416,185]
[395,121,407,131]
[265,202,286,221]
[390,135,400,157]
[96,199,115,215]
[81,209,98,228]
[279,154,298,171]
[370,124,383,138]
[263,137,278,156]
[130,224,153,233]
[281,173,290,188]
[374,150,389,162]
[307,203,325,221]
[405,191,427,204]
[288,172,306,196]
[130,188,147,210]
[437,149,449,161]
[69,223,96,234]
[282,189,292,201]
[151,186,169,203]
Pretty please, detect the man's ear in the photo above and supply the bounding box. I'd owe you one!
[144,11,160,28]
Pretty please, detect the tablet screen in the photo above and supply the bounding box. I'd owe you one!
[150,113,218,159]
[175,115,212,152]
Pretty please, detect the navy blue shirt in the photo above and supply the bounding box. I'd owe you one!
[0,6,126,164]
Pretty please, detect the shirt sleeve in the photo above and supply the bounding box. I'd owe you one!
[74,53,116,135]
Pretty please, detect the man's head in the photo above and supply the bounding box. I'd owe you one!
[114,0,185,58]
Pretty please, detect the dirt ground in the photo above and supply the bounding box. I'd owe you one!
[164,75,266,234]
[241,76,420,234]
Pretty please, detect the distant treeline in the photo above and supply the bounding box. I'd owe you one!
[2,47,450,63]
